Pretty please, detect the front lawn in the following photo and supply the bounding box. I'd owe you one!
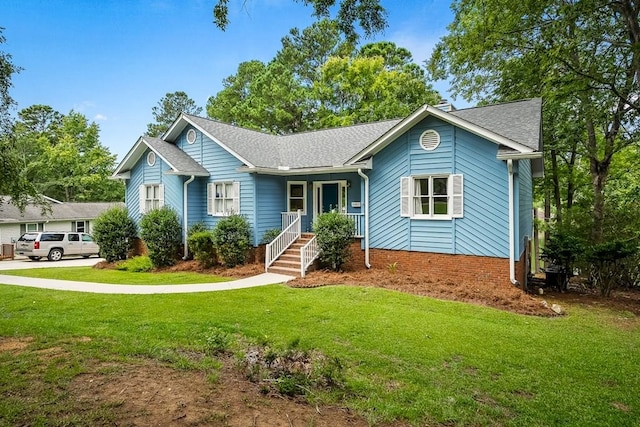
[0,268,638,426]
[0,266,229,285]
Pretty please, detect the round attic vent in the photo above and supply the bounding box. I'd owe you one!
[419,129,440,151]
[186,129,197,144]
[147,151,156,166]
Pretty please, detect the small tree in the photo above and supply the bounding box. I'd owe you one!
[139,206,182,268]
[91,206,137,262]
[541,230,584,291]
[212,214,251,267]
[313,211,354,271]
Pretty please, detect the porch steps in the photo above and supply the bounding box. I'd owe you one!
[267,233,315,277]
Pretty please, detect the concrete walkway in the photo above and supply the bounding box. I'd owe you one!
[0,257,295,294]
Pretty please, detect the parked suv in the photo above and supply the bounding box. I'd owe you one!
[16,232,100,261]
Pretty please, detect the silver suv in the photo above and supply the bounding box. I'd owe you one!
[16,232,100,261]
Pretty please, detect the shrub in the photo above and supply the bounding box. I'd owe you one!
[211,214,252,267]
[91,206,137,262]
[587,239,638,297]
[541,229,584,290]
[187,231,217,268]
[260,228,281,245]
[139,206,182,268]
[313,211,355,271]
[115,255,153,272]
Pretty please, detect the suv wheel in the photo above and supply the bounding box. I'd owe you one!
[48,248,63,261]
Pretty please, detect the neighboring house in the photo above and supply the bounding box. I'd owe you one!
[0,196,123,246]
[113,99,543,285]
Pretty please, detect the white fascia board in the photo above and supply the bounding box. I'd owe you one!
[110,171,130,180]
[179,116,256,169]
[162,113,188,141]
[496,151,543,160]
[237,164,371,175]
[164,170,209,177]
[348,104,536,164]
[112,137,147,176]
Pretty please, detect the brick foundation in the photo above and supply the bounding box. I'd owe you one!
[367,248,522,286]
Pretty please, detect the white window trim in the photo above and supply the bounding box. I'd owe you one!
[139,183,165,214]
[207,181,240,216]
[400,174,463,220]
[26,223,38,232]
[287,181,307,215]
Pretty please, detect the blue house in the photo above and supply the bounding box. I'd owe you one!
[113,99,542,285]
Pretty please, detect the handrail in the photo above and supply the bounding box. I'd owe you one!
[299,235,319,277]
[265,210,301,271]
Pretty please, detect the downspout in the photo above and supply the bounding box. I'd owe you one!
[357,168,371,268]
[182,175,195,259]
[507,160,518,286]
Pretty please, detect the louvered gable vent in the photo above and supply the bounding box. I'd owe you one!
[420,129,440,151]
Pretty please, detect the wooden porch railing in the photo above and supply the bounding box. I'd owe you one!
[265,210,302,271]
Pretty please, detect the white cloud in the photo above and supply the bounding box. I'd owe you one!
[94,114,108,121]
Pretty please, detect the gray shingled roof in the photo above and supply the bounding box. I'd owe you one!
[143,136,210,176]
[157,99,542,172]
[0,197,123,224]
[450,98,542,151]
[276,120,401,168]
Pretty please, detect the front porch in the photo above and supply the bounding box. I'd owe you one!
[265,211,364,277]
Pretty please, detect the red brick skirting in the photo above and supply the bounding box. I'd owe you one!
[368,248,521,285]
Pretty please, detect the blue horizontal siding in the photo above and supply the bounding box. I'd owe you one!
[255,175,285,245]
[454,128,509,258]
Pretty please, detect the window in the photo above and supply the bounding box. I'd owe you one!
[68,233,80,242]
[82,234,95,242]
[400,175,463,219]
[287,181,306,214]
[186,129,197,144]
[139,184,164,213]
[207,181,240,216]
[72,221,86,233]
[26,223,38,232]
[147,151,156,166]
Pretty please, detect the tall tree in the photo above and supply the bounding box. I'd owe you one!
[147,91,203,137]
[428,0,640,242]
[208,21,440,133]
[212,0,387,40]
[0,28,41,210]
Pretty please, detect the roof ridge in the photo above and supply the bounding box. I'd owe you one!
[451,98,540,113]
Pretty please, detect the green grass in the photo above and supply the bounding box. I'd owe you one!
[0,266,229,285]
[0,268,638,426]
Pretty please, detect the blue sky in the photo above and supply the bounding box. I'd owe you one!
[3,0,464,161]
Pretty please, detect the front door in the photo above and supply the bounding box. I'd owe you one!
[313,181,347,223]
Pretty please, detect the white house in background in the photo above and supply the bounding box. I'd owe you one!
[0,196,123,245]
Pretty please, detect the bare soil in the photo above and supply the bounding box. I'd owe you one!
[8,260,637,426]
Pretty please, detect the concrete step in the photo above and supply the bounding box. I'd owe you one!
[268,266,301,276]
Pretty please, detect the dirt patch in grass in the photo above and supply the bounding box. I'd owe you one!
[70,357,376,427]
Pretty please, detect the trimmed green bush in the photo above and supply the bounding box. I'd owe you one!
[211,214,251,267]
[139,206,182,268]
[187,230,217,268]
[587,239,638,297]
[91,206,137,262]
[313,211,355,271]
[115,255,154,272]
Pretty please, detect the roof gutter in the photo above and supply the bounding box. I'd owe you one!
[237,163,372,176]
[357,168,371,268]
[182,175,195,260]
[507,160,518,286]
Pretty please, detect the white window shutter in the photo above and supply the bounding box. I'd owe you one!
[158,184,165,208]
[207,183,213,215]
[451,174,464,218]
[400,177,411,217]
[232,182,240,214]
[139,185,146,214]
